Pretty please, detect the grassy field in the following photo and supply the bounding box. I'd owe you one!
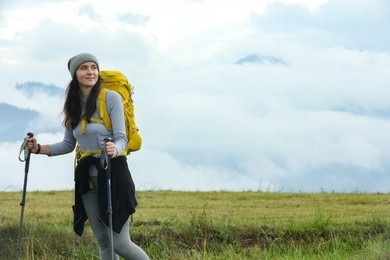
[0,190,389,259]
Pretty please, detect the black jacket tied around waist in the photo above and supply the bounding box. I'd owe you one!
[73,156,138,236]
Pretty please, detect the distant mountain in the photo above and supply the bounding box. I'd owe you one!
[235,54,286,66]
[0,103,39,142]
[0,81,64,142]
[16,81,64,96]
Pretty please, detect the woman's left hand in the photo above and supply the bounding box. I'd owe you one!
[105,141,118,157]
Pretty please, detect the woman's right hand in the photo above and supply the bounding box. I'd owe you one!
[27,137,39,153]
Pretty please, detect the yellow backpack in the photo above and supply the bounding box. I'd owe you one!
[76,70,142,161]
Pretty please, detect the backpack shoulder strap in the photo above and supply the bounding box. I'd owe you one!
[97,87,112,131]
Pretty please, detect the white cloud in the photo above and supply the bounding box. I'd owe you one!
[130,149,271,191]
[1,0,390,192]
[251,0,390,51]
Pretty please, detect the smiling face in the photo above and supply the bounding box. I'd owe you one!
[76,61,99,89]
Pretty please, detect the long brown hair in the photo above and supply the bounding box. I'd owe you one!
[63,77,102,129]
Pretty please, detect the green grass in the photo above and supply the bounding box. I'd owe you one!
[1,190,390,259]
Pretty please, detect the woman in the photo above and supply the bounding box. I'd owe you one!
[27,53,150,260]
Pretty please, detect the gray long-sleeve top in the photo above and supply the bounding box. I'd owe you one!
[48,90,127,158]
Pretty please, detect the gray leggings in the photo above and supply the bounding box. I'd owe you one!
[81,177,150,260]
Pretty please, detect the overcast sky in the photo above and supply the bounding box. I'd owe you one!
[1,0,390,192]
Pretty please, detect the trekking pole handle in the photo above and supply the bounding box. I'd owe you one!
[18,132,34,162]
[103,137,113,158]
[104,137,113,143]
[100,138,113,170]
[104,138,113,158]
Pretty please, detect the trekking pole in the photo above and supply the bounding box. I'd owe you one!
[16,132,34,260]
[100,138,114,260]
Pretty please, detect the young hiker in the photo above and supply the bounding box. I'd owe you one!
[27,53,150,260]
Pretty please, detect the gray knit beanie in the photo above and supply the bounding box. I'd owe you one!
[67,53,99,78]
